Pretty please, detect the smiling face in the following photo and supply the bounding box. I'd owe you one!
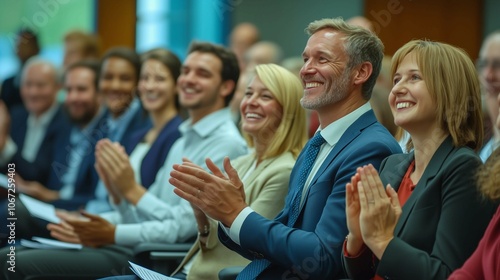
[21,63,59,117]
[64,67,100,125]
[389,52,437,132]
[240,75,283,141]
[177,51,228,121]
[300,29,351,110]
[99,57,137,118]
[138,59,176,113]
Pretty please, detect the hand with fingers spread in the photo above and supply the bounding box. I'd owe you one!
[170,156,247,227]
[357,164,402,259]
[95,139,146,205]
[345,169,365,255]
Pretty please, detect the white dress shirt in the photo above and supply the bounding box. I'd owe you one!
[226,102,372,245]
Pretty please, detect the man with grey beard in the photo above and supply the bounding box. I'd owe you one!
[170,17,402,279]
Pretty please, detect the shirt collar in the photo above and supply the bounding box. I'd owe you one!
[319,102,372,146]
[106,98,140,132]
[27,102,60,128]
[179,108,231,138]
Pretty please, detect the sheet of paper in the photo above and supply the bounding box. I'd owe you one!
[19,194,60,223]
[129,261,180,280]
[32,236,82,249]
[20,237,82,250]
[21,239,55,249]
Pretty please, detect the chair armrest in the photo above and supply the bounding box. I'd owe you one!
[218,266,245,280]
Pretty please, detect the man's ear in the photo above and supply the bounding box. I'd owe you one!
[220,80,236,98]
[353,62,373,86]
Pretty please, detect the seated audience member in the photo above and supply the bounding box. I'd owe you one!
[448,147,500,280]
[170,18,401,279]
[346,16,375,33]
[243,41,283,72]
[0,42,247,280]
[1,28,40,111]
[84,47,150,214]
[124,48,183,189]
[347,16,400,141]
[478,31,500,161]
[342,40,497,280]
[57,29,100,102]
[370,55,399,138]
[169,63,308,279]
[103,64,308,280]
[0,58,70,185]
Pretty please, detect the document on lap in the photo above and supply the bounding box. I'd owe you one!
[19,193,60,223]
[20,236,83,250]
[129,261,181,280]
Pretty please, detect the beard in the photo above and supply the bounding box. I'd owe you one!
[300,70,351,110]
[66,105,98,126]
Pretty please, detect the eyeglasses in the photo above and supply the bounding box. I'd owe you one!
[476,59,500,72]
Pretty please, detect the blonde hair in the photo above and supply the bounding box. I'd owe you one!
[243,64,307,160]
[477,147,500,200]
[391,40,483,152]
[305,17,384,100]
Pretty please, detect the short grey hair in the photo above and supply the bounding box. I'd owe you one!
[305,17,384,100]
[22,56,60,85]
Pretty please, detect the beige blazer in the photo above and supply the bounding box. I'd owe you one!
[172,152,295,280]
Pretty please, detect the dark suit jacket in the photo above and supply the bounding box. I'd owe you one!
[47,110,109,210]
[3,104,71,185]
[219,110,402,279]
[342,136,497,280]
[124,115,182,188]
[120,108,152,145]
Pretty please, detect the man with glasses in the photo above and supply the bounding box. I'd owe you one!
[477,31,500,161]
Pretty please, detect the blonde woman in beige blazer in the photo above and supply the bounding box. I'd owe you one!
[172,63,308,280]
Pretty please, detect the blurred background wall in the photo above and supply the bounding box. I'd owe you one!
[0,0,498,81]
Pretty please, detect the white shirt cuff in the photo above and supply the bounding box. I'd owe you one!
[226,206,254,245]
[0,137,17,166]
[114,223,141,247]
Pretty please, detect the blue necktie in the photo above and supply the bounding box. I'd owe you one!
[237,132,325,280]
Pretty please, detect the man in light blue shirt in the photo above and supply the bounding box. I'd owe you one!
[0,60,109,246]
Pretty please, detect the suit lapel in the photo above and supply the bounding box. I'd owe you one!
[310,110,377,186]
[295,110,377,214]
[244,157,270,186]
[394,136,454,235]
